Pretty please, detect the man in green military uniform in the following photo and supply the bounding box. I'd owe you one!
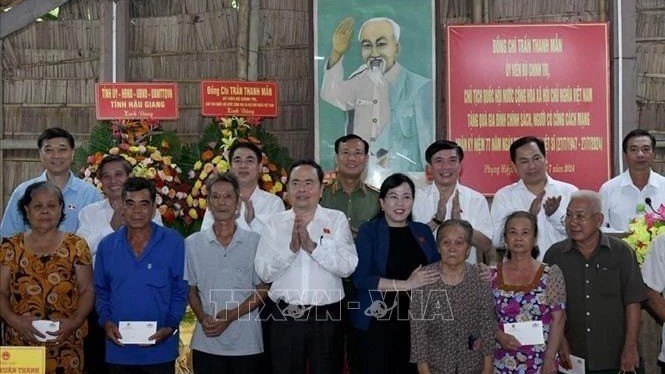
[321,134,380,237]
[320,134,379,374]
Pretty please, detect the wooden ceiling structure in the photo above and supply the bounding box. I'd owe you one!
[1,0,70,38]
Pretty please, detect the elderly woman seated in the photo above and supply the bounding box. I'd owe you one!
[0,181,94,374]
[409,219,495,374]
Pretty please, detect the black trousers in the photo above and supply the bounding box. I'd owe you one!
[84,309,109,374]
[270,301,343,374]
[258,297,276,374]
[342,278,362,374]
[192,350,261,374]
[360,318,417,374]
[108,361,174,374]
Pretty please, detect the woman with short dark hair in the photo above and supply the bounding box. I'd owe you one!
[492,211,566,374]
[352,173,440,374]
[0,181,94,374]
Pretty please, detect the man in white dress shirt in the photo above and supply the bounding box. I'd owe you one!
[641,234,665,371]
[76,155,162,374]
[412,140,492,263]
[201,142,285,233]
[77,155,163,263]
[599,129,665,231]
[490,136,578,259]
[255,160,358,374]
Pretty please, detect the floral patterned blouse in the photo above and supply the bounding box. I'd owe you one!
[0,233,92,374]
[491,263,566,373]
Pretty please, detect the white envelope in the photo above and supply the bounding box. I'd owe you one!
[118,321,157,345]
[503,320,545,345]
[32,320,59,342]
[558,354,585,374]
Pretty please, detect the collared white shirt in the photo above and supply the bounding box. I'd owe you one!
[641,234,665,362]
[490,176,578,259]
[254,205,358,306]
[412,182,492,264]
[201,186,285,234]
[77,198,163,266]
[599,169,665,231]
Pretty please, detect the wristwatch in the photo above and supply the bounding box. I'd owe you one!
[431,215,443,225]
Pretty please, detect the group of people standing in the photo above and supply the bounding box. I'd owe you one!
[0,126,662,374]
[327,131,656,374]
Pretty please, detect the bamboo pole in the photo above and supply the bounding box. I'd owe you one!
[472,0,482,23]
[236,0,250,80]
[247,0,260,80]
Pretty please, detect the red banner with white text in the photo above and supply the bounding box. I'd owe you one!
[447,23,610,195]
[96,83,179,120]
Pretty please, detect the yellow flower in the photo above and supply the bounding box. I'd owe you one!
[129,146,140,153]
[146,167,157,179]
[272,181,283,193]
[193,161,202,171]
[236,117,249,128]
[262,174,272,182]
[203,163,215,174]
[216,160,230,173]
[163,156,172,165]
[186,195,194,207]
[188,208,198,220]
[150,151,162,161]
[222,136,237,150]
[192,180,202,197]
[221,117,234,128]
[198,198,207,210]
[199,171,209,181]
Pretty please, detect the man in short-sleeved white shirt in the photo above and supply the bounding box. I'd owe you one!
[641,234,665,368]
[490,136,577,259]
[201,142,285,233]
[600,129,665,231]
[412,140,492,263]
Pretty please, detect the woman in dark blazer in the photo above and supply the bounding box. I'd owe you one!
[351,173,440,374]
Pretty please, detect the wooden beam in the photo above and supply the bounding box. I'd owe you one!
[0,139,37,150]
[0,0,70,39]
[99,0,129,82]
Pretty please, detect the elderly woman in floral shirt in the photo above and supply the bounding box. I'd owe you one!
[492,211,566,374]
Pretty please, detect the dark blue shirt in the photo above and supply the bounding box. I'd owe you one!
[94,222,187,365]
